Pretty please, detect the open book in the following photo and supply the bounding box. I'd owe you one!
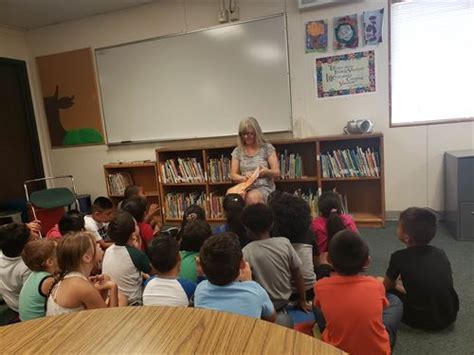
[226,167,259,196]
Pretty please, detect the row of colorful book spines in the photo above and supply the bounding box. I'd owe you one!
[279,154,303,173]
[320,150,380,177]
[107,174,133,195]
[161,160,205,181]
[320,156,379,178]
[164,196,318,217]
[207,162,231,181]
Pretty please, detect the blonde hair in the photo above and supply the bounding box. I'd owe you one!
[237,117,266,148]
[56,232,96,273]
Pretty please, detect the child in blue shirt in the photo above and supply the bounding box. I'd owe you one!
[195,233,276,321]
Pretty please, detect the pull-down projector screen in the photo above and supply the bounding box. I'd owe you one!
[95,14,292,145]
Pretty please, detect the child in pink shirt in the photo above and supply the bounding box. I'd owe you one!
[312,192,357,279]
[311,191,358,253]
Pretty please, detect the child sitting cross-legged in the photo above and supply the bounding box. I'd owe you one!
[84,197,115,250]
[194,232,276,321]
[46,210,85,240]
[241,204,311,328]
[0,221,40,317]
[46,232,120,316]
[19,239,58,321]
[122,196,157,251]
[214,194,251,248]
[267,191,318,301]
[179,220,212,283]
[314,230,403,355]
[383,207,459,330]
[102,211,153,305]
[143,235,196,307]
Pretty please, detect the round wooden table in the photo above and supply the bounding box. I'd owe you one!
[0,307,345,354]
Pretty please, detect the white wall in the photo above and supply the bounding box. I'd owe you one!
[15,0,474,212]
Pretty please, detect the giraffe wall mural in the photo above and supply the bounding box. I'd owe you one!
[36,48,105,147]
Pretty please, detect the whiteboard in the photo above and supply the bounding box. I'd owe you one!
[95,15,292,144]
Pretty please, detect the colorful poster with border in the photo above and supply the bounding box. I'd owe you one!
[316,50,376,98]
[305,20,328,53]
[333,14,359,50]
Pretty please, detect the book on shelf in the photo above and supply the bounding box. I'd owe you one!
[164,191,206,219]
[107,172,133,196]
[292,188,319,216]
[208,192,225,219]
[208,155,231,182]
[279,150,303,179]
[320,147,381,178]
[160,158,205,183]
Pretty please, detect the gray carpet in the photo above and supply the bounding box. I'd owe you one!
[360,222,474,355]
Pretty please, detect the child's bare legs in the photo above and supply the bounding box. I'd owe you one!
[118,293,128,307]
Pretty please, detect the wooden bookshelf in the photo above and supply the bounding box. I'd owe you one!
[154,133,385,227]
[103,162,161,217]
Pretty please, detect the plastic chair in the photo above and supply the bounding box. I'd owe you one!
[24,175,79,235]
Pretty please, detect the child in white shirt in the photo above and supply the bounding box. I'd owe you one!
[0,221,40,315]
[84,197,115,250]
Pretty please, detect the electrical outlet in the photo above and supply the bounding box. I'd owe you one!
[230,6,240,22]
[218,9,229,23]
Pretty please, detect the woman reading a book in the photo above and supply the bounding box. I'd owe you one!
[230,117,280,204]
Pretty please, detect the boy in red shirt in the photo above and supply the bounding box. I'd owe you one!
[314,230,402,355]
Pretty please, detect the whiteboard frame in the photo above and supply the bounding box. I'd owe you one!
[94,13,293,146]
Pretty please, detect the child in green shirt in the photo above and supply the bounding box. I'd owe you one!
[179,220,211,283]
[19,239,58,321]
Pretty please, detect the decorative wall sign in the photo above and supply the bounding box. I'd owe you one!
[333,14,359,50]
[363,9,384,45]
[316,50,376,98]
[36,48,105,147]
[305,20,328,53]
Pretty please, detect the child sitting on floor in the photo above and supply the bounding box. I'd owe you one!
[120,185,161,225]
[311,191,358,254]
[143,235,196,307]
[241,204,310,328]
[214,194,250,248]
[268,191,317,301]
[179,220,212,283]
[46,210,84,240]
[177,204,206,242]
[122,196,157,251]
[0,221,40,315]
[19,239,58,320]
[195,232,276,321]
[84,197,115,250]
[102,212,153,305]
[314,230,403,354]
[46,232,120,316]
[311,191,358,279]
[383,207,459,330]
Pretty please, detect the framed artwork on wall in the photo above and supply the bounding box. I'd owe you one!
[36,48,105,147]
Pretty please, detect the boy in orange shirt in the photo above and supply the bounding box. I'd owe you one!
[314,230,403,355]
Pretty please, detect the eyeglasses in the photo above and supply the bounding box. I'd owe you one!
[240,131,255,137]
